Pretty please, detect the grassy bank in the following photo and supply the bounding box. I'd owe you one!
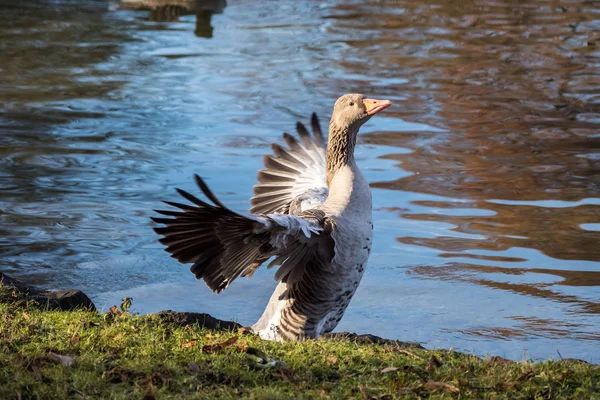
[0,285,598,399]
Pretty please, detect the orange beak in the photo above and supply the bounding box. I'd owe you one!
[363,98,392,115]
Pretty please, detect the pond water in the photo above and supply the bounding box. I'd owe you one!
[1,0,599,361]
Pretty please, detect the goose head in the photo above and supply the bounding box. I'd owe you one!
[330,93,391,132]
[326,94,391,185]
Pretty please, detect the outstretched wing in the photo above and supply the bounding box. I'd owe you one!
[152,175,335,293]
[250,113,328,215]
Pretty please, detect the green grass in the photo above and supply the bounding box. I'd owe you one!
[0,285,598,399]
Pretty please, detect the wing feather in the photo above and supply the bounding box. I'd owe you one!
[153,175,334,293]
[250,113,328,215]
[311,112,325,147]
[271,144,310,167]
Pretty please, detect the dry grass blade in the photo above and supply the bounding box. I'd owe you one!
[420,381,460,393]
[180,340,198,349]
[202,336,238,353]
[397,349,423,361]
[238,327,254,335]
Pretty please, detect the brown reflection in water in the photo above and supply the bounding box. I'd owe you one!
[411,263,600,314]
[0,2,127,103]
[454,319,600,341]
[395,200,600,261]
[325,0,599,299]
[438,253,527,263]
[326,0,599,201]
[370,134,599,203]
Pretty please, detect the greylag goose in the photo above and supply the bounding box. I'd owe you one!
[153,94,391,340]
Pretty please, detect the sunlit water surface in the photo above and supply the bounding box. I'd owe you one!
[1,0,599,361]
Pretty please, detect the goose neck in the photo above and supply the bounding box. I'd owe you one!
[326,122,358,186]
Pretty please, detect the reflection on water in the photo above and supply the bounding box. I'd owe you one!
[118,0,226,37]
[0,0,598,361]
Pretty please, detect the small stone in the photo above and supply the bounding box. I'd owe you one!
[43,290,96,311]
[0,272,96,312]
[48,352,76,367]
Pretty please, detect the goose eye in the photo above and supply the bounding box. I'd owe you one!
[349,102,354,106]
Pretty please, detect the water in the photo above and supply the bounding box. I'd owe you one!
[1,0,599,362]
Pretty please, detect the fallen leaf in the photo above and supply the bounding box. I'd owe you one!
[109,305,122,315]
[380,367,398,373]
[180,340,198,349]
[188,362,200,373]
[236,343,249,352]
[202,336,238,353]
[48,352,76,367]
[326,354,338,364]
[238,327,254,335]
[420,381,460,393]
[21,311,29,320]
[70,335,81,344]
[426,355,442,373]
